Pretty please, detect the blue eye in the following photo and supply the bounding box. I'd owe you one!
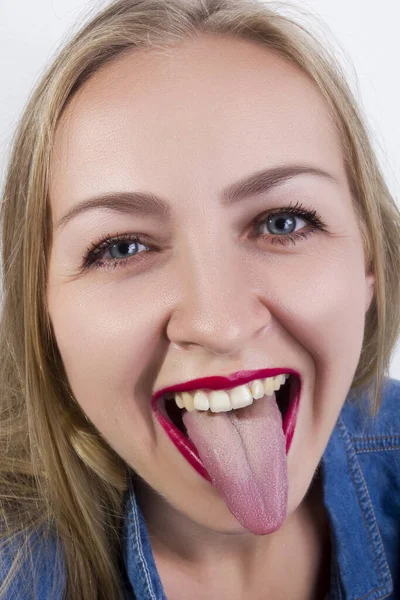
[108,240,143,259]
[260,214,307,236]
[84,233,153,271]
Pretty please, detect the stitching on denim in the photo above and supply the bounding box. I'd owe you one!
[352,436,400,441]
[129,496,157,600]
[352,436,400,448]
[337,418,393,599]
[352,434,400,453]
[356,446,400,453]
[131,502,157,600]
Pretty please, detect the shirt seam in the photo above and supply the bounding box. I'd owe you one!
[130,499,157,600]
[337,418,393,599]
[355,446,400,453]
[352,434,400,453]
[351,436,400,440]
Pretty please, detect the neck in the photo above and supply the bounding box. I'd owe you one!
[135,472,331,598]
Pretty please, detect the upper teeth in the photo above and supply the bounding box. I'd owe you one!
[172,374,289,413]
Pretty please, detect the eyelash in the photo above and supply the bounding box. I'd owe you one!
[82,200,328,272]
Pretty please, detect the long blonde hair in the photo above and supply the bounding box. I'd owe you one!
[1,0,399,598]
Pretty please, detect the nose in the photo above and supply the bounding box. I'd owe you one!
[166,242,272,356]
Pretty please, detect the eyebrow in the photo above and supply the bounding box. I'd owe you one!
[55,165,338,231]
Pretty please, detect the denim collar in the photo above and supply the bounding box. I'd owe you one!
[121,400,394,600]
[320,411,393,600]
[121,474,167,600]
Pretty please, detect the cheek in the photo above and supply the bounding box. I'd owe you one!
[274,237,367,357]
[47,278,165,446]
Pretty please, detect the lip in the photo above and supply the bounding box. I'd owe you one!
[152,367,302,481]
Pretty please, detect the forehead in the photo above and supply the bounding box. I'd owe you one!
[50,34,345,211]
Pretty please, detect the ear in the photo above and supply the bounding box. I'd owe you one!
[365,271,375,312]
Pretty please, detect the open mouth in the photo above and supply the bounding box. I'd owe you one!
[162,374,294,438]
[153,372,301,481]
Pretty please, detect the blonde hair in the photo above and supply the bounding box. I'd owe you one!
[1,0,399,597]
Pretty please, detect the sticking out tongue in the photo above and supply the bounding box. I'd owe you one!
[182,394,288,535]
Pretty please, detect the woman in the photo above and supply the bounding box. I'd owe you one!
[1,0,399,598]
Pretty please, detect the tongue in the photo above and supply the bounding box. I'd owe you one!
[182,394,288,535]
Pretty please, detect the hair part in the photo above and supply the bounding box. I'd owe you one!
[1,0,399,598]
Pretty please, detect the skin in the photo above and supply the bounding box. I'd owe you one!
[47,34,375,598]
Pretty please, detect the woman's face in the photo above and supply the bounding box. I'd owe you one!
[47,35,374,533]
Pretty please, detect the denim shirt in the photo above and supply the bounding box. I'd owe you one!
[1,378,399,599]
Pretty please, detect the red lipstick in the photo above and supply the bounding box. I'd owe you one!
[152,368,301,480]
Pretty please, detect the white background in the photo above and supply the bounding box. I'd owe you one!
[1,0,399,379]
